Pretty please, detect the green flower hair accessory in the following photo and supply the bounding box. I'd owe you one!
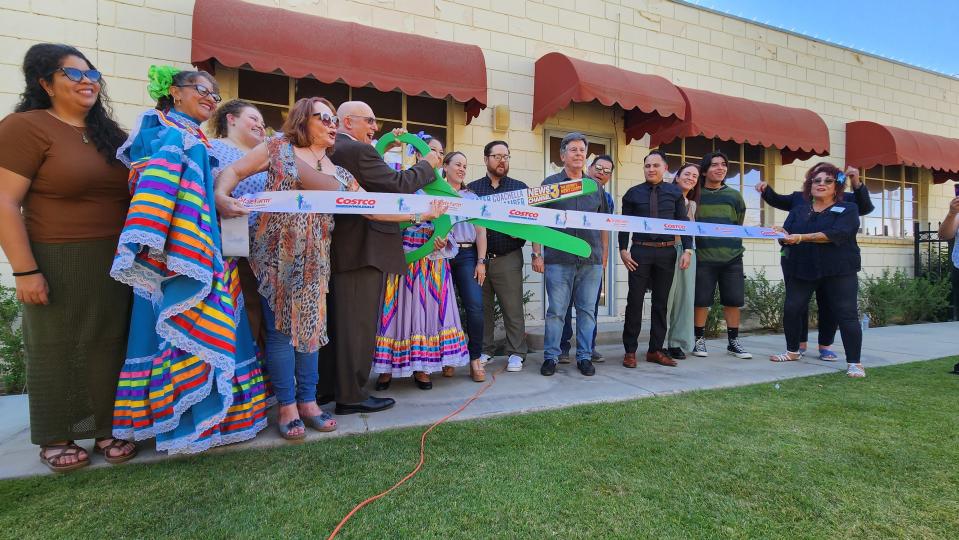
[147,65,181,101]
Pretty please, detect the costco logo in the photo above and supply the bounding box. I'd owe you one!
[713,226,737,234]
[335,197,376,209]
[508,209,539,221]
[664,223,687,231]
[606,217,628,226]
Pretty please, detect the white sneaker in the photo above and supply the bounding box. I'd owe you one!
[478,353,492,366]
[506,354,524,372]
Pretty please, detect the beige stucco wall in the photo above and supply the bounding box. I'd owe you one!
[2,0,957,325]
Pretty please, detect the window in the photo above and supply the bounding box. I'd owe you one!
[860,165,919,237]
[656,137,767,226]
[235,68,449,148]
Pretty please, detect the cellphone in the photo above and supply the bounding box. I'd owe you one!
[954,183,959,197]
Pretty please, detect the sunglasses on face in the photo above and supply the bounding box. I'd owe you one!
[174,83,222,103]
[593,166,613,174]
[55,67,101,83]
[347,114,378,127]
[812,177,836,185]
[312,112,339,128]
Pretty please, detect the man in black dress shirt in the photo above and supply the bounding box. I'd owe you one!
[619,150,693,368]
[466,141,529,373]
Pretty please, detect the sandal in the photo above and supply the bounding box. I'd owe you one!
[442,366,455,378]
[769,351,801,362]
[40,442,90,473]
[818,349,839,362]
[470,359,486,383]
[846,363,866,378]
[278,418,306,440]
[94,438,138,465]
[303,411,337,433]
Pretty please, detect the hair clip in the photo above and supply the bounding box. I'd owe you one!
[835,172,846,184]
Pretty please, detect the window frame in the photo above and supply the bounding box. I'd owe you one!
[860,164,919,238]
[656,136,768,226]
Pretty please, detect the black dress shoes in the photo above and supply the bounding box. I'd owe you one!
[334,396,396,415]
[667,347,686,360]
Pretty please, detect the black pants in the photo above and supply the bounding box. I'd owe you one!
[319,266,386,404]
[783,273,861,363]
[795,282,838,346]
[623,245,676,353]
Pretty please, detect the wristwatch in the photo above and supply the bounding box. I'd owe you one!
[479,257,489,264]
[531,252,542,259]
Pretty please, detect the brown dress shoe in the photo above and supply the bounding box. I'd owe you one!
[646,350,678,367]
[623,352,637,368]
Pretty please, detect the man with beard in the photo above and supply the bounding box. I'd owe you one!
[466,141,529,373]
[323,101,441,415]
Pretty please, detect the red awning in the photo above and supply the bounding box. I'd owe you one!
[640,87,830,164]
[192,0,487,123]
[532,52,686,137]
[846,121,959,183]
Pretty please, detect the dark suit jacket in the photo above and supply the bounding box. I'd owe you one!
[329,132,436,275]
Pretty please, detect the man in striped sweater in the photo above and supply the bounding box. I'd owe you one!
[692,151,752,359]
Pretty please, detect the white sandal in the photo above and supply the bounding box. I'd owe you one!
[846,363,866,378]
[769,351,800,362]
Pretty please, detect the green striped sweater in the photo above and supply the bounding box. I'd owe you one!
[697,185,746,264]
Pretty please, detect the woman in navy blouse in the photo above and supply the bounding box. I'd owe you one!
[770,162,865,378]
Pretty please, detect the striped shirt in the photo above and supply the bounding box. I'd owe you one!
[696,184,746,264]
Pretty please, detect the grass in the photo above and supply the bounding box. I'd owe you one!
[1,359,957,539]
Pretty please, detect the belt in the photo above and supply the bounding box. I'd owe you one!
[457,242,475,249]
[634,240,676,248]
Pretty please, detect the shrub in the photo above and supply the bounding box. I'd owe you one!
[743,270,786,332]
[899,276,950,324]
[858,269,903,328]
[858,269,951,327]
[0,286,26,395]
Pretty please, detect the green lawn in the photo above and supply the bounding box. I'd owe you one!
[2,359,957,539]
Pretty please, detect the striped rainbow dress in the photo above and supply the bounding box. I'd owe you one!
[110,109,268,454]
[373,221,469,377]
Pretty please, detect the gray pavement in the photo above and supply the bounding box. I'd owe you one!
[2,321,956,479]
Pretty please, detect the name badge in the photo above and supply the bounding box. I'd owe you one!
[830,206,845,214]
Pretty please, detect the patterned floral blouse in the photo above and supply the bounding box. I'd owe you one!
[250,136,357,352]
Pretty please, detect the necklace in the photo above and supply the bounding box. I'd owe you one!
[307,146,325,171]
[46,109,88,144]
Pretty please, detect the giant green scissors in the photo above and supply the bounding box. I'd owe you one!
[375,133,597,263]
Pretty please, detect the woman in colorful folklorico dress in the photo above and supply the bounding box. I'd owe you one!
[110,66,268,454]
[373,191,471,391]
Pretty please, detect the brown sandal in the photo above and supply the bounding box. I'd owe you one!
[40,442,90,473]
[442,366,455,377]
[470,359,486,383]
[94,438,138,465]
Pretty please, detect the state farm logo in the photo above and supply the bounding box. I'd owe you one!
[508,208,539,221]
[335,196,376,209]
[239,196,272,210]
[664,223,687,231]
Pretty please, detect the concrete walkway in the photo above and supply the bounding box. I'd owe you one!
[2,321,956,479]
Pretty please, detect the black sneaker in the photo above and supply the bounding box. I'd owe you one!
[951,362,959,374]
[726,338,753,359]
[577,360,595,376]
[667,347,686,360]
[692,337,708,357]
[540,359,557,376]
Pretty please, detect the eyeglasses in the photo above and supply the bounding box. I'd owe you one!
[174,83,222,103]
[55,67,102,83]
[312,112,339,128]
[487,153,510,162]
[347,115,378,127]
[811,177,836,185]
[593,166,613,174]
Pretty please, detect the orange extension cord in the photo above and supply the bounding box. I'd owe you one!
[327,365,504,540]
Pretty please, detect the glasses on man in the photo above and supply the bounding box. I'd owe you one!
[487,153,510,162]
[593,166,613,175]
[347,115,378,127]
[55,67,102,83]
[174,83,222,103]
[811,177,836,185]
[312,112,339,128]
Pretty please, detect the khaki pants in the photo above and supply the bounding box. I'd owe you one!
[482,249,528,358]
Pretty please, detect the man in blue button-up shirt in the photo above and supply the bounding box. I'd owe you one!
[532,133,609,377]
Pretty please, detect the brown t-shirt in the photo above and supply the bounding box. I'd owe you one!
[0,110,130,243]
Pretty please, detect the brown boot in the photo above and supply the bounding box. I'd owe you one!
[469,359,486,382]
[646,350,678,367]
[623,352,637,368]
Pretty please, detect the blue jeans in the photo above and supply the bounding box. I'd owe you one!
[544,263,603,363]
[450,247,484,359]
[560,279,602,355]
[261,298,319,406]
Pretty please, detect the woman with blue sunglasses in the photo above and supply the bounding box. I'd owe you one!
[0,43,136,472]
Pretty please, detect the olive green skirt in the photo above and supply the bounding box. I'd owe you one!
[22,238,131,445]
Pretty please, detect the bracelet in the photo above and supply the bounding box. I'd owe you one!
[12,268,41,277]
[797,234,803,244]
